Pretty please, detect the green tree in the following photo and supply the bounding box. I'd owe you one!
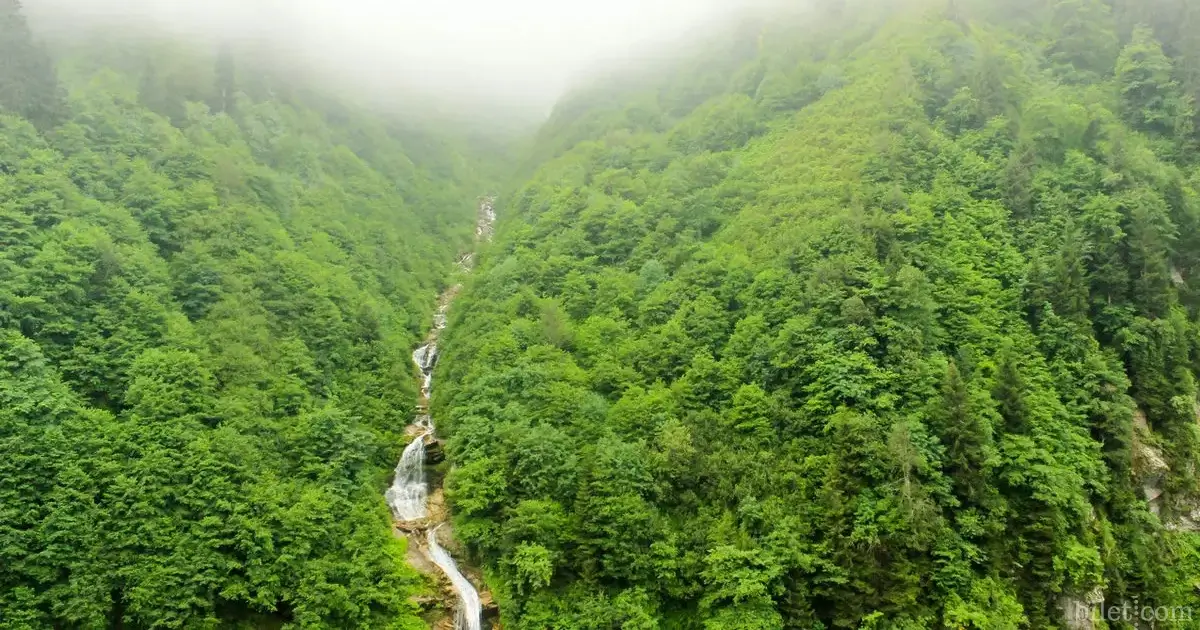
[0,0,65,128]
[1116,26,1196,141]
[930,361,996,504]
[1047,0,1119,81]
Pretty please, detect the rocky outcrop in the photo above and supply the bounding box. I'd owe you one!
[482,591,500,628]
[1059,586,1105,630]
[397,525,467,630]
[399,424,445,463]
[426,438,446,465]
[1132,409,1170,513]
[1133,402,1200,531]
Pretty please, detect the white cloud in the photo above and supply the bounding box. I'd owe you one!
[24,0,781,114]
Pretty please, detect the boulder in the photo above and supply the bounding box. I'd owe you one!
[408,594,440,611]
[1059,586,1104,630]
[426,488,450,526]
[426,438,446,464]
[1131,408,1169,509]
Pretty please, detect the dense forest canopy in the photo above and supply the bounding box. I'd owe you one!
[7,0,1200,628]
[433,0,1200,628]
[0,0,499,626]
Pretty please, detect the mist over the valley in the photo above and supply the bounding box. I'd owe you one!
[22,0,794,121]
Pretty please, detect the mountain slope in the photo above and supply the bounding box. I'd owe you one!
[0,9,496,627]
[436,1,1200,628]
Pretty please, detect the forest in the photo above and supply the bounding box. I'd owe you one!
[433,0,1200,628]
[5,0,1200,628]
[0,0,497,627]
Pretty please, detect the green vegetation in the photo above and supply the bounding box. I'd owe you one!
[436,0,1200,628]
[0,1,494,627]
[8,0,1200,627]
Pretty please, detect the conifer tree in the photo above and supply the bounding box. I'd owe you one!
[0,0,65,128]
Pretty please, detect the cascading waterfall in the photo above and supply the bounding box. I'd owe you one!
[429,525,483,630]
[385,344,439,521]
[385,424,430,521]
[413,343,438,374]
[385,197,495,630]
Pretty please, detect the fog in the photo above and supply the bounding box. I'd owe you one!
[24,0,786,119]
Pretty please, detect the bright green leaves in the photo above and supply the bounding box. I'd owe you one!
[700,547,785,630]
[727,384,776,445]
[446,456,510,519]
[0,15,489,626]
[436,4,1200,630]
[124,348,214,422]
[669,94,765,155]
[506,543,555,596]
[941,578,1026,629]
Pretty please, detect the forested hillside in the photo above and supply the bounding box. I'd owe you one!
[436,0,1200,627]
[0,0,496,626]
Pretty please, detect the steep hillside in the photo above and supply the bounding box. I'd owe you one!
[436,0,1200,627]
[0,4,497,627]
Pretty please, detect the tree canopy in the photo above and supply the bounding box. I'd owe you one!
[0,13,496,628]
[8,0,1200,628]
[433,1,1200,628]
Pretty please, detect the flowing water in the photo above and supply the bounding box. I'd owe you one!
[429,525,483,630]
[385,197,494,629]
[385,344,439,520]
[385,425,430,521]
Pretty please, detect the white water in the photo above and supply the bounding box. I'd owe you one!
[429,525,483,630]
[387,344,438,521]
[385,425,430,521]
[474,198,496,241]
[385,197,496,629]
[413,343,438,373]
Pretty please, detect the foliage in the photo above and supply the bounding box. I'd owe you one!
[0,0,66,128]
[0,14,492,628]
[435,2,1200,628]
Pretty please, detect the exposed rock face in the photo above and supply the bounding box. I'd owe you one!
[1133,401,1200,531]
[1168,508,1200,531]
[397,524,469,628]
[1131,409,1169,514]
[427,488,449,527]
[426,438,446,465]
[482,591,501,628]
[1059,586,1105,630]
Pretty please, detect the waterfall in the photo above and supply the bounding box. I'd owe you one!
[388,343,439,521]
[429,525,483,630]
[475,198,496,240]
[385,429,430,521]
[413,343,438,373]
[387,196,496,629]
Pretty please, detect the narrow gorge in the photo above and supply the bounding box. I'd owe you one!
[385,197,497,630]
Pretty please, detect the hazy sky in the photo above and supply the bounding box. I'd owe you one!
[26,0,779,115]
